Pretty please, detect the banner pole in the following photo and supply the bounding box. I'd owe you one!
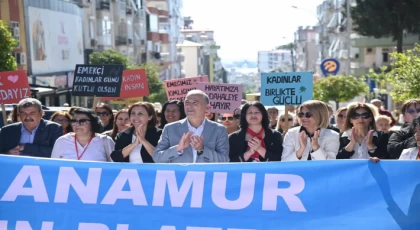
[1,104,7,126]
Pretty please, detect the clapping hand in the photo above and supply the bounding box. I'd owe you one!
[190,135,204,151]
[177,131,193,152]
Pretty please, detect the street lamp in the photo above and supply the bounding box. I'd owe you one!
[291,6,324,60]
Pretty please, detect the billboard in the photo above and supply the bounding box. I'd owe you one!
[28,7,84,75]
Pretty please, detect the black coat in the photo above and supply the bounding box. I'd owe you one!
[229,128,283,162]
[387,126,417,159]
[0,119,63,157]
[111,127,162,162]
[337,131,390,159]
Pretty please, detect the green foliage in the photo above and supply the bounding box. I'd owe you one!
[89,49,129,69]
[350,0,420,52]
[130,63,167,103]
[0,20,18,71]
[384,44,420,102]
[313,75,368,109]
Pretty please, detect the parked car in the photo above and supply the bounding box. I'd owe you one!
[0,104,70,128]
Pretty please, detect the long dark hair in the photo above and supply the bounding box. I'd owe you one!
[159,100,186,128]
[128,102,157,128]
[110,109,129,140]
[72,108,103,133]
[95,103,115,128]
[240,101,270,131]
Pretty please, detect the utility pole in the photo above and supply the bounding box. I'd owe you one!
[346,0,351,75]
[291,43,296,72]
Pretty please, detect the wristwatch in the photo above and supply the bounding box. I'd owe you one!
[197,149,204,155]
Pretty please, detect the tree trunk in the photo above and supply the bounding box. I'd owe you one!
[397,29,404,53]
[335,100,340,111]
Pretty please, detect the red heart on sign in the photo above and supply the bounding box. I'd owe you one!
[8,75,19,83]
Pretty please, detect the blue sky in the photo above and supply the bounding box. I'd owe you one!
[182,0,325,63]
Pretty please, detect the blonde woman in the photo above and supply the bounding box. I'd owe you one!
[276,112,295,135]
[334,107,348,133]
[282,100,340,161]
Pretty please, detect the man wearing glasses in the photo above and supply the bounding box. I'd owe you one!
[153,90,229,163]
[0,98,63,157]
[388,99,420,159]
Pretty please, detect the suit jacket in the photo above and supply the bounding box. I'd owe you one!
[337,130,390,159]
[0,119,63,158]
[152,118,229,163]
[281,126,340,161]
[229,128,283,162]
[111,127,162,163]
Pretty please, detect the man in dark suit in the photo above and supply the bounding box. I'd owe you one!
[0,98,63,157]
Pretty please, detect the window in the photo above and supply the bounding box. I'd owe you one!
[9,21,20,48]
[383,53,389,63]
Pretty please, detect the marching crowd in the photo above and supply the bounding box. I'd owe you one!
[0,90,419,163]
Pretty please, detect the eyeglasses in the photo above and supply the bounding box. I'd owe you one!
[221,117,234,121]
[96,112,110,117]
[54,119,68,123]
[70,119,91,126]
[351,112,371,120]
[297,112,313,118]
[281,118,293,122]
[406,109,420,114]
[233,114,240,119]
[337,114,347,119]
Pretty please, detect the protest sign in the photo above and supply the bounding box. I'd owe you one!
[196,83,242,113]
[0,70,31,104]
[71,64,123,97]
[102,69,149,100]
[109,97,143,105]
[260,72,313,106]
[164,76,209,101]
[0,156,419,230]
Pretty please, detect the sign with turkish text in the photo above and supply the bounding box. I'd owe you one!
[164,76,209,101]
[0,156,419,229]
[196,83,243,113]
[102,69,149,101]
[260,72,313,106]
[0,70,31,104]
[109,97,143,105]
[71,64,123,97]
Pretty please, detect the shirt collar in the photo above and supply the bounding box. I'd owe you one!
[299,126,321,138]
[187,118,206,130]
[21,122,40,134]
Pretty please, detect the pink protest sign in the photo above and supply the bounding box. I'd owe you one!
[164,76,209,101]
[196,83,243,113]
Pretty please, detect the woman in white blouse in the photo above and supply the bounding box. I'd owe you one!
[111,102,162,163]
[282,100,340,161]
[51,108,115,162]
[400,115,420,160]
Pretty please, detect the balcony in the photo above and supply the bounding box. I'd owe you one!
[116,36,128,46]
[96,0,110,10]
[353,34,419,48]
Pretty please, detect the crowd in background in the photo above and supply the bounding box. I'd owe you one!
[0,93,419,163]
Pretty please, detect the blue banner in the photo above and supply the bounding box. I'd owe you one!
[260,72,313,106]
[0,155,420,230]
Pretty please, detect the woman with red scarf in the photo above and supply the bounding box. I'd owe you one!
[228,102,283,162]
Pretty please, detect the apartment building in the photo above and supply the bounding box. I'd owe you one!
[176,40,204,78]
[180,27,223,83]
[294,26,318,72]
[257,49,293,73]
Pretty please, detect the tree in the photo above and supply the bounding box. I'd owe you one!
[89,49,129,69]
[350,0,420,53]
[313,75,368,110]
[384,44,420,102]
[0,20,18,71]
[89,49,167,103]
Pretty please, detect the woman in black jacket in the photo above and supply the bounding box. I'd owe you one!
[229,102,283,162]
[111,102,162,163]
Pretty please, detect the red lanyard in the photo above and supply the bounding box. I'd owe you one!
[74,135,94,160]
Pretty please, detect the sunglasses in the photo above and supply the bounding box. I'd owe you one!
[297,112,313,118]
[351,112,371,120]
[337,114,347,119]
[406,109,420,114]
[281,118,293,122]
[222,117,234,121]
[70,119,91,126]
[96,112,110,117]
[54,119,69,123]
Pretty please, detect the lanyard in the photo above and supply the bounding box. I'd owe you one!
[74,135,94,160]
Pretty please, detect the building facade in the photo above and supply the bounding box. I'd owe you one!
[176,40,204,78]
[257,49,293,73]
[294,26,318,72]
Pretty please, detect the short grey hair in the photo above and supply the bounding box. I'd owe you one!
[17,98,43,112]
[186,89,209,104]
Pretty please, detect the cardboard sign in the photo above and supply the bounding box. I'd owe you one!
[0,70,31,104]
[196,83,243,113]
[71,64,124,97]
[109,97,143,105]
[164,76,209,101]
[102,69,149,100]
[260,72,313,106]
